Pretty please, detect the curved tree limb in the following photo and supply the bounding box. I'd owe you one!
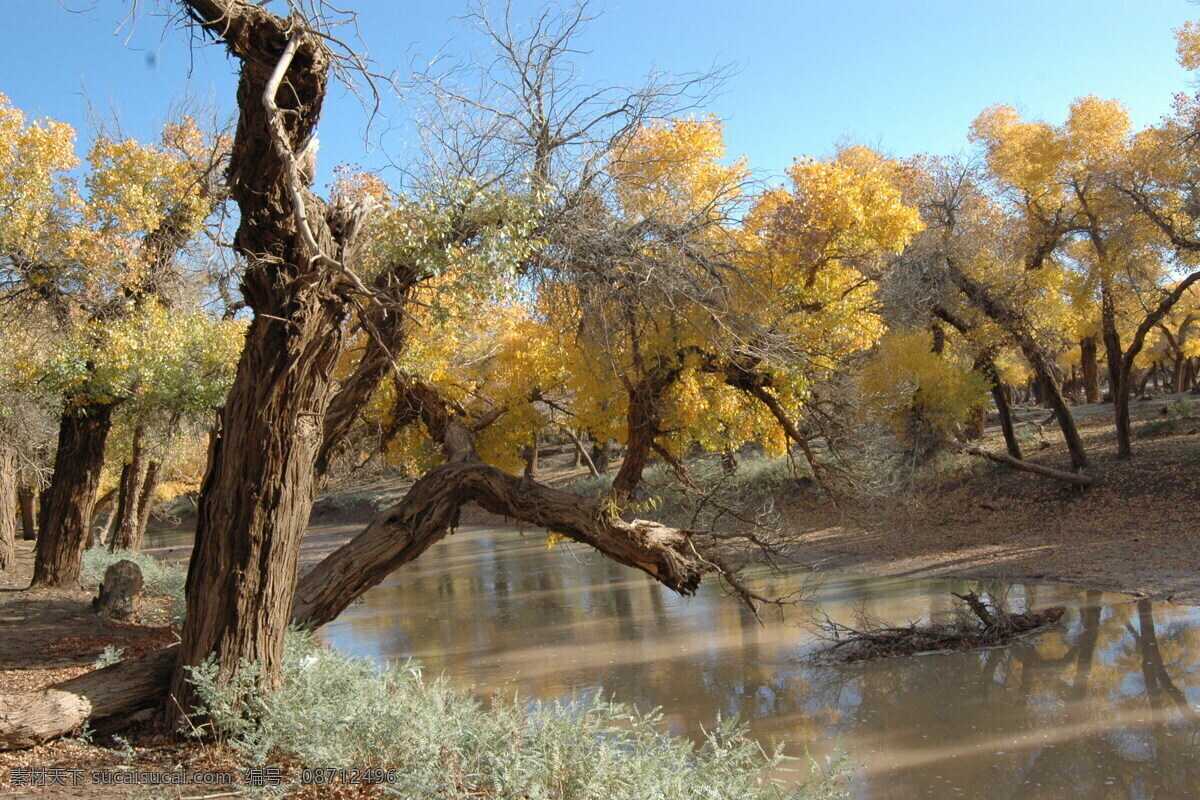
[290,460,707,628]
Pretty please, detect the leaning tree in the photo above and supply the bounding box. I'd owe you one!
[0,0,898,746]
[158,0,760,729]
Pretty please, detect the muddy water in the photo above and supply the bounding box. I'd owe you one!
[310,526,1197,798]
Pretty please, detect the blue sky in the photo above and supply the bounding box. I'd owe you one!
[0,1,1195,189]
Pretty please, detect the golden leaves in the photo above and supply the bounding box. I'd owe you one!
[970,97,1131,199]
[610,115,747,225]
[1,97,223,305]
[735,147,921,371]
[43,299,245,412]
[0,93,79,259]
[1177,20,1200,71]
[860,330,990,444]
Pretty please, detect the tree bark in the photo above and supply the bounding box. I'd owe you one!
[132,461,161,549]
[164,0,374,730]
[168,295,349,725]
[1080,336,1100,403]
[31,403,115,587]
[992,384,1020,459]
[0,445,16,570]
[110,426,146,551]
[100,500,121,550]
[17,485,35,542]
[964,352,989,441]
[92,560,144,621]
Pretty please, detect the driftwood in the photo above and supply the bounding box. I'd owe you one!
[957,443,1094,487]
[815,591,1065,663]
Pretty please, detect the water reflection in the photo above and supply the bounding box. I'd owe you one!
[315,526,1200,799]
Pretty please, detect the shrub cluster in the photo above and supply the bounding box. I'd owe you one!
[188,630,847,800]
[1136,397,1198,439]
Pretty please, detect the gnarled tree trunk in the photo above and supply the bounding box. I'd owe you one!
[522,432,539,478]
[163,0,373,729]
[169,301,349,722]
[31,403,115,587]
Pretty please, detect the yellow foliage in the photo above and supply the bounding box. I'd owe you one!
[46,299,245,410]
[737,147,923,369]
[860,331,989,444]
[1177,20,1200,70]
[0,93,79,260]
[611,115,747,224]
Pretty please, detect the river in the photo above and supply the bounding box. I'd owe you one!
[313,525,1200,799]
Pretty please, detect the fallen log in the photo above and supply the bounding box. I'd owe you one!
[0,646,177,750]
[957,443,1094,487]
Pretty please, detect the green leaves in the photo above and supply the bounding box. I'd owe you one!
[42,300,245,415]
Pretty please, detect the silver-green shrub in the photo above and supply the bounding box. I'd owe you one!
[188,629,846,800]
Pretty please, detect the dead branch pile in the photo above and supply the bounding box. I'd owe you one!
[813,591,1065,663]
